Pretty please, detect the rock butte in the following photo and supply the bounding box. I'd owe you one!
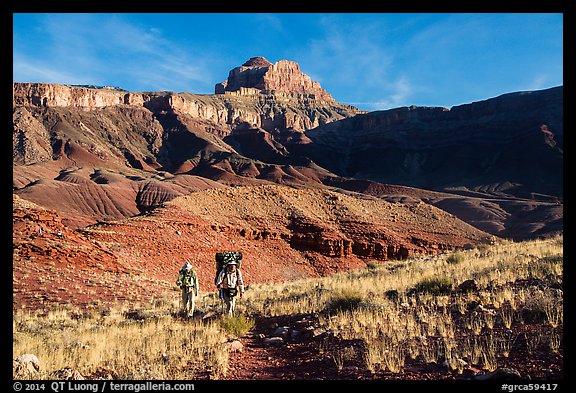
[215,56,335,102]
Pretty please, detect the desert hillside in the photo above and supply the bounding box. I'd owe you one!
[13,184,490,311]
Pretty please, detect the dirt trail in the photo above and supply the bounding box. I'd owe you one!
[226,314,352,380]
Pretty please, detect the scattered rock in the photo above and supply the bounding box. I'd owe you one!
[475,367,522,381]
[226,340,244,353]
[124,309,159,321]
[443,359,466,368]
[272,326,290,338]
[301,326,316,339]
[200,310,219,321]
[462,366,483,379]
[13,354,40,378]
[263,337,284,346]
[294,318,313,329]
[458,279,478,292]
[290,330,302,341]
[50,367,85,380]
[89,366,116,380]
[475,304,496,314]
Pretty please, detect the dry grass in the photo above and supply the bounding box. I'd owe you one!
[14,234,563,379]
[13,298,232,379]
[241,234,563,375]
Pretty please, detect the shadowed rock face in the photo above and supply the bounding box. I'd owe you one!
[299,87,563,200]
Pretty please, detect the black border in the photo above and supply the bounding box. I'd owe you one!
[7,2,572,392]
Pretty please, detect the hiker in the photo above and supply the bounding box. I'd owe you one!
[176,261,199,318]
[215,260,245,316]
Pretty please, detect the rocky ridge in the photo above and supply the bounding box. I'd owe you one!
[301,87,563,199]
[13,81,563,239]
[13,69,362,228]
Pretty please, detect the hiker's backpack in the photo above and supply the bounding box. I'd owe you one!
[215,251,242,283]
[179,266,197,288]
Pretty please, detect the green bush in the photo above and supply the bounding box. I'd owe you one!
[325,289,364,315]
[446,252,465,265]
[415,277,453,295]
[219,314,255,337]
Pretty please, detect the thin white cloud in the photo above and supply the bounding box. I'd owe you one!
[305,15,393,86]
[344,76,413,110]
[295,15,411,110]
[371,76,413,110]
[253,13,284,32]
[13,53,95,85]
[13,14,217,92]
[525,74,549,91]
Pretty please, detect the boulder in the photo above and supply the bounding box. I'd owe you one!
[13,354,40,378]
[458,279,478,292]
[272,326,290,338]
[475,367,522,381]
[226,340,244,353]
[290,329,302,341]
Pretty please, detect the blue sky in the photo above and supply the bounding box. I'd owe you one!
[13,13,563,111]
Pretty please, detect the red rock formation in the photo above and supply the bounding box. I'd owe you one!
[215,57,335,102]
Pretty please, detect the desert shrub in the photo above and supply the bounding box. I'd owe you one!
[446,252,465,265]
[415,277,453,295]
[520,289,563,327]
[366,261,379,270]
[521,291,551,323]
[527,254,563,280]
[219,314,255,337]
[324,289,364,315]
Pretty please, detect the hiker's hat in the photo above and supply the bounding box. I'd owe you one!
[227,261,237,266]
[182,261,193,270]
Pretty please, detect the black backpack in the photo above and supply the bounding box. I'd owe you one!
[215,251,242,284]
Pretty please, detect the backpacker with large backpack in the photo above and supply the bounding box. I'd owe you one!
[215,251,242,279]
[215,251,242,299]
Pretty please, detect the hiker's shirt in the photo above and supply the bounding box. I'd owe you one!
[216,269,244,292]
[178,270,199,294]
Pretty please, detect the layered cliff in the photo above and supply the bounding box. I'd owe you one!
[12,70,362,229]
[13,80,361,134]
[215,56,335,102]
[299,86,563,199]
